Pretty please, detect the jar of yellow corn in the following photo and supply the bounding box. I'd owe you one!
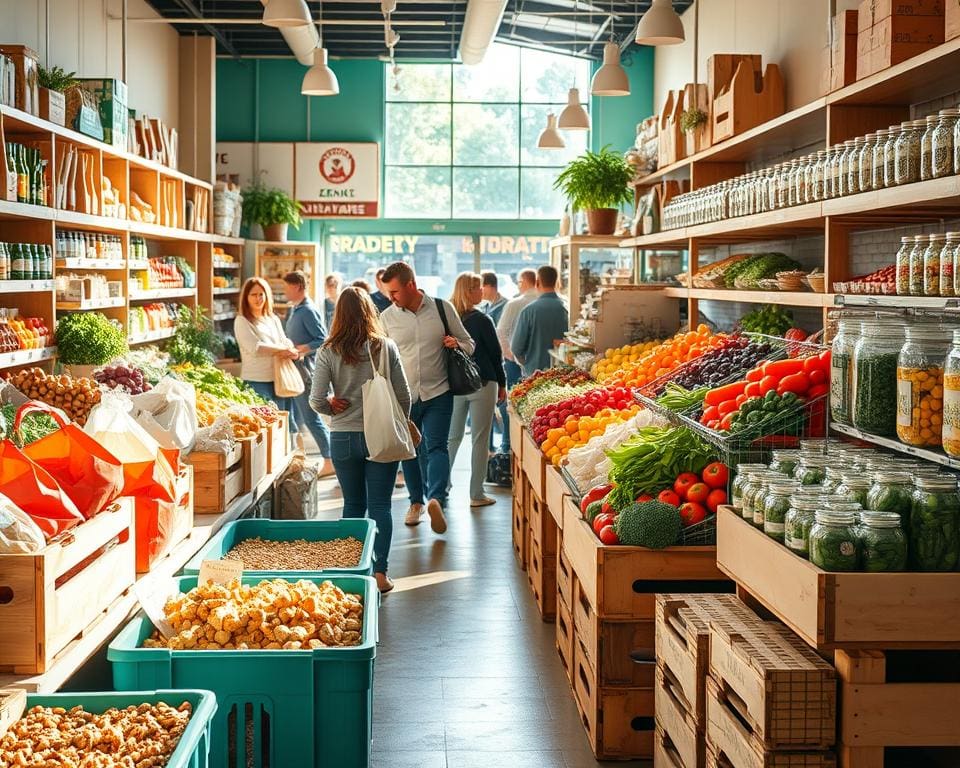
[897,323,951,448]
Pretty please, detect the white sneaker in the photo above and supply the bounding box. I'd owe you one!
[427,499,447,534]
[470,496,496,507]
[405,503,423,526]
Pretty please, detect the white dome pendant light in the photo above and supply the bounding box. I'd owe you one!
[537,114,566,149]
[263,0,312,28]
[558,5,590,131]
[591,0,630,96]
[301,1,340,96]
[635,0,685,46]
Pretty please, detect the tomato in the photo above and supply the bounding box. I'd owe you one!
[679,502,707,527]
[802,354,822,376]
[702,462,729,489]
[759,375,779,395]
[745,366,763,383]
[717,399,739,417]
[701,405,720,423]
[593,512,616,535]
[777,372,810,396]
[658,489,681,507]
[706,488,728,513]
[685,482,710,504]
[580,483,613,514]
[719,413,736,431]
[817,349,831,369]
[704,381,747,407]
[784,328,808,342]
[735,394,748,407]
[600,500,615,517]
[807,383,830,399]
[808,368,827,386]
[635,493,654,503]
[598,525,620,545]
[762,359,805,379]
[673,472,700,500]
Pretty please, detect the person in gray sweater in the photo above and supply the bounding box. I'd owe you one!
[310,287,411,594]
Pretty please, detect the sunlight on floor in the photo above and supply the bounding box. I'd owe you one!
[390,570,472,593]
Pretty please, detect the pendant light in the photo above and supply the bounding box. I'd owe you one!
[263,0,312,28]
[537,114,565,149]
[591,0,630,96]
[302,48,340,95]
[635,0,685,46]
[558,3,590,131]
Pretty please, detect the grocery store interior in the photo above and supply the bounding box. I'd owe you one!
[4,0,960,766]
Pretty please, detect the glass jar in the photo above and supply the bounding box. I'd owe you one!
[883,125,901,188]
[811,151,826,201]
[871,129,889,189]
[909,475,960,571]
[827,144,845,199]
[932,109,959,179]
[809,509,861,571]
[741,470,779,524]
[896,323,950,448]
[895,235,914,295]
[799,438,829,455]
[923,234,947,297]
[908,234,928,296]
[853,320,904,437]
[942,329,960,458]
[941,233,957,298]
[859,511,908,572]
[830,318,860,425]
[836,474,872,507]
[858,134,877,193]
[920,114,939,181]
[846,139,863,195]
[866,471,915,520]
[731,463,771,512]
[794,455,828,486]
[894,120,923,186]
[785,495,822,558]
[768,450,801,476]
[835,141,853,198]
[760,479,801,542]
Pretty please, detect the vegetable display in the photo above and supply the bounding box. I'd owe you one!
[0,403,60,446]
[5,368,101,426]
[722,252,801,289]
[172,363,266,405]
[739,305,795,336]
[590,339,663,381]
[94,363,152,394]
[55,311,128,365]
[660,336,774,393]
[598,325,728,388]
[168,306,223,366]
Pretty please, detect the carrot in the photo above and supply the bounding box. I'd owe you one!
[761,358,805,379]
[704,381,747,407]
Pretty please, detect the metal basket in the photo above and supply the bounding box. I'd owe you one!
[679,514,717,545]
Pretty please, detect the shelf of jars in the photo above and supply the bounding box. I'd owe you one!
[688,287,833,307]
[57,258,126,271]
[830,422,960,472]
[0,345,56,370]
[835,294,960,309]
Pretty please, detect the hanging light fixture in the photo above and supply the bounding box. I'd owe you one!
[263,0,312,28]
[635,0,685,45]
[302,48,339,95]
[591,0,630,96]
[537,114,565,149]
[558,3,590,131]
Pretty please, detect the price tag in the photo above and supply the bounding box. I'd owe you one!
[133,579,178,640]
[199,558,244,586]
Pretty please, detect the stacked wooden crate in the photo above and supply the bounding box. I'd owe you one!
[856,0,944,79]
[825,10,859,93]
[522,428,556,620]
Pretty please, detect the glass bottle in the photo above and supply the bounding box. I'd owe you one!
[858,134,877,193]
[923,233,947,296]
[940,328,960,458]
[809,509,861,571]
[920,113,939,181]
[810,151,826,201]
[871,129,889,189]
[847,138,864,195]
[909,475,960,571]
[759,479,801,542]
[883,125,901,188]
[908,234,928,296]
[859,511,907,572]
[941,232,957,298]
[731,464,769,512]
[826,144,843,198]
[894,120,923,186]
[830,318,860,425]
[852,320,905,437]
[866,470,914,520]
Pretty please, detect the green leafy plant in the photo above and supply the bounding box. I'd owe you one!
[38,65,78,92]
[680,107,707,134]
[241,182,303,229]
[553,146,633,211]
[167,306,223,366]
[55,312,128,365]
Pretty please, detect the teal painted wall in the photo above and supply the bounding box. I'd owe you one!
[591,46,655,154]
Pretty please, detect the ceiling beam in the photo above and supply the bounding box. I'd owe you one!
[168,0,242,58]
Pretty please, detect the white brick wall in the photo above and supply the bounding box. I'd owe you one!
[849,217,960,277]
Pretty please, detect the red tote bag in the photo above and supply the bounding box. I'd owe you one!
[0,440,84,539]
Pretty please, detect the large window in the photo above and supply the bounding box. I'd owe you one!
[385,44,590,220]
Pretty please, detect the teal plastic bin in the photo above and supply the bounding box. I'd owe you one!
[24,689,217,768]
[108,575,378,768]
[181,519,375,578]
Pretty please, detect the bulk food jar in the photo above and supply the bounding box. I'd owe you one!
[731,464,769,512]
[908,234,928,296]
[794,454,828,486]
[866,470,914,518]
[859,511,908,572]
[942,329,960,457]
[853,320,904,437]
[940,232,957,298]
[931,109,959,179]
[759,478,801,543]
[896,323,950,448]
[809,508,861,571]
[909,475,960,571]
[923,234,947,296]
[895,236,913,296]
[835,474,871,507]
[768,450,801,476]
[785,493,822,559]
[894,120,924,186]
[741,470,780,525]
[831,318,859,425]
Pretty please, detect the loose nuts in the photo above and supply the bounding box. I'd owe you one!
[224,536,364,571]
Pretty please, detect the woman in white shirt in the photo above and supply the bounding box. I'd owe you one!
[234,277,299,420]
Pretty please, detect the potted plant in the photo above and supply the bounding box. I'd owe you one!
[241,182,303,242]
[37,65,76,127]
[553,146,633,236]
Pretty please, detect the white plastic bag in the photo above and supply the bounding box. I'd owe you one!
[362,342,415,463]
[0,492,46,554]
[83,389,165,464]
[131,376,198,451]
[191,415,236,455]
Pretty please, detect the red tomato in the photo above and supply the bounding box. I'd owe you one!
[702,405,720,423]
[817,349,831,369]
[706,488,728,513]
[600,500,615,517]
[580,483,613,514]
[598,525,620,545]
[802,354,823,376]
[807,383,830,399]
[679,502,707,527]
[808,368,827,386]
[744,382,762,398]
[635,493,654,503]
[673,472,700,500]
[658,489,681,507]
[759,375,779,395]
[593,512,616,535]
[745,367,763,383]
[777,372,810,396]
[719,413,736,431]
[686,482,710,504]
[702,462,729,489]
[735,394,748,407]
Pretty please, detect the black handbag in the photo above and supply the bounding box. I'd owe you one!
[486,452,512,487]
[435,298,482,396]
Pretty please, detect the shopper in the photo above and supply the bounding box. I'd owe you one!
[369,268,392,313]
[495,268,538,451]
[446,272,506,507]
[234,276,298,428]
[281,271,334,476]
[511,265,569,377]
[481,271,508,325]
[310,287,410,594]
[380,260,475,533]
[323,273,342,332]
[352,278,372,293]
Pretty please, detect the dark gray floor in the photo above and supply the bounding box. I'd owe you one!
[310,435,651,768]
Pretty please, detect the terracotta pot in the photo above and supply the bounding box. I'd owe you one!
[585,208,618,236]
[263,222,288,242]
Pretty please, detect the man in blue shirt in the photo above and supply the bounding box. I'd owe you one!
[510,265,569,377]
[369,268,392,313]
[283,271,334,476]
[480,271,507,325]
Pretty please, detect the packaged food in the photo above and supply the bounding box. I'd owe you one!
[896,323,950,448]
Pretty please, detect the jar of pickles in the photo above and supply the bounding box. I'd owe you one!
[740,470,779,524]
[821,466,843,494]
[941,232,957,298]
[809,508,861,571]
[894,120,923,186]
[759,479,801,542]
[831,319,859,426]
[731,464,770,512]
[909,475,960,571]
[932,109,959,179]
[853,320,905,437]
[859,511,907,571]
[920,114,939,181]
[923,234,947,296]
[895,236,913,295]
[908,234,927,296]
[866,470,914,520]
[768,450,801,476]
[785,494,822,558]
[835,474,871,507]
[896,323,949,448]
[941,329,960,457]
[794,455,828,486]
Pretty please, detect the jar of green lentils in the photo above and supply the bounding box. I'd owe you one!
[760,478,801,543]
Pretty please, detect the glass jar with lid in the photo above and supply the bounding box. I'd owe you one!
[923,234,947,297]
[941,329,960,457]
[920,113,939,181]
[740,470,780,524]
[836,474,872,507]
[895,235,914,295]
[794,454,829,486]
[853,320,905,437]
[932,109,959,179]
[883,125,902,188]
[894,120,923,186]
[831,318,860,425]
[821,466,844,494]
[835,142,852,198]
[909,475,960,571]
[827,144,844,198]
[941,233,958,298]
[811,151,826,201]
[785,160,799,207]
[866,470,914,519]
[908,234,928,296]
[799,438,829,455]
[768,449,801,476]
[858,134,877,192]
[785,494,822,558]
[871,129,889,189]
[846,139,863,195]
[731,464,770,511]
[859,511,908,571]
[896,322,950,448]
[759,479,801,542]
[809,508,861,571]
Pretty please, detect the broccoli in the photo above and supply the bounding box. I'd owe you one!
[614,501,682,549]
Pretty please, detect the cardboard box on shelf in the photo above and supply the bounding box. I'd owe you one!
[859,0,945,31]
[38,87,65,126]
[0,44,39,115]
[829,10,859,91]
[77,78,128,149]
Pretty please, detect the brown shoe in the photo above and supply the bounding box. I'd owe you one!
[404,503,423,526]
[375,572,395,594]
[427,499,447,534]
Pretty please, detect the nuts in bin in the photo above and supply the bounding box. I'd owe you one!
[5,367,102,426]
[0,700,193,767]
[145,579,364,650]
[224,536,364,571]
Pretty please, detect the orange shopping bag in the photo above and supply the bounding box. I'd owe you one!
[17,402,124,519]
[0,439,84,539]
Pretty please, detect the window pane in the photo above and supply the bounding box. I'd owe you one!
[385,166,451,218]
[453,167,518,218]
[521,48,590,103]
[475,235,553,296]
[386,64,451,102]
[453,104,519,166]
[520,105,589,166]
[521,167,567,219]
[452,43,520,102]
[385,103,451,165]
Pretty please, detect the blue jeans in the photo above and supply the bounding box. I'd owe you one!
[403,391,454,508]
[490,359,522,452]
[330,431,398,575]
[244,380,294,432]
[293,389,331,458]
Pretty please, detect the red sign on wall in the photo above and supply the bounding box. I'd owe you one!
[295,142,380,219]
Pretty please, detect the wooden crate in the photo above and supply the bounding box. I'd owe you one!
[706,677,837,768]
[712,59,785,144]
[557,542,574,610]
[544,464,568,530]
[709,620,836,750]
[512,492,528,571]
[573,638,655,760]
[656,594,757,723]
[508,405,523,461]
[186,440,244,514]
[521,428,546,501]
[573,578,655,688]
[655,725,694,768]
[0,500,135,674]
[948,0,960,39]
[828,10,859,92]
[655,666,705,768]
[529,491,557,557]
[528,534,556,622]
[556,596,575,684]
[563,501,729,621]
[0,689,26,735]
[240,429,270,492]
[716,506,960,649]
[658,88,686,168]
[265,411,290,474]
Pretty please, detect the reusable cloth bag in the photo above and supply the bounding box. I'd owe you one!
[362,341,415,463]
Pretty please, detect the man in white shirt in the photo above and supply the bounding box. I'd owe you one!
[494,268,537,452]
[381,261,475,534]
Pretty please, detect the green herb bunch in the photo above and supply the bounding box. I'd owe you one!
[168,306,223,366]
[241,182,303,229]
[173,363,266,405]
[680,108,707,134]
[553,146,633,211]
[0,403,60,447]
[38,65,78,92]
[55,312,128,365]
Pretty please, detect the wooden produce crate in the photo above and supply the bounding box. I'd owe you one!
[706,677,837,768]
[528,534,556,622]
[563,500,730,621]
[656,725,694,768]
[556,596,575,684]
[573,638,655,760]
[716,506,960,649]
[656,666,704,768]
[0,500,135,674]
[240,428,269,493]
[512,453,529,571]
[709,620,835,750]
[529,490,557,557]
[265,411,290,474]
[521,427,546,501]
[0,688,26,734]
[544,463,568,530]
[507,405,523,461]
[557,542,574,610]
[186,440,244,514]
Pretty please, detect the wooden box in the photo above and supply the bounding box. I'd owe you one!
[521,428,546,500]
[528,534,556,622]
[705,678,837,768]
[544,464,568,530]
[186,440,244,514]
[529,491,557,557]
[240,429,269,493]
[0,689,26,734]
[858,0,944,30]
[709,620,836,750]
[508,405,523,461]
[948,0,960,39]
[874,13,944,46]
[707,54,761,102]
[828,10,859,92]
[658,89,686,168]
[557,542,574,610]
[716,506,960,649]
[0,500,135,674]
[38,87,65,127]
[655,725,694,768]
[682,82,712,155]
[556,596,576,683]
[265,411,290,474]
[0,45,39,115]
[563,501,729,621]
[656,666,705,768]
[512,491,528,571]
[712,59,785,144]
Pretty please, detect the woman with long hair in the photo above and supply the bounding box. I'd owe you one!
[446,271,506,507]
[310,287,411,593]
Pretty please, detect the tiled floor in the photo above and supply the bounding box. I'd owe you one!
[309,434,651,768]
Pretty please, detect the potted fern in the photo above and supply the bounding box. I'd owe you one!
[553,146,633,236]
[241,183,303,241]
[37,65,76,127]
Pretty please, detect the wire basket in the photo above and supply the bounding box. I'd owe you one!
[679,514,717,545]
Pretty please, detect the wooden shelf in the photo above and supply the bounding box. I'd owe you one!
[128,221,211,243]
[56,296,125,311]
[662,286,688,299]
[54,209,128,232]
[212,235,244,246]
[129,288,195,301]
[57,258,126,271]
[688,288,833,307]
[0,200,54,221]
[831,422,960,471]
[128,327,175,345]
[0,279,54,294]
[213,261,240,270]
[212,311,237,321]
[0,345,56,370]
[834,294,955,308]
[549,235,629,249]
[620,230,689,249]
[127,260,150,270]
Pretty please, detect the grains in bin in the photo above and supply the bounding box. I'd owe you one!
[224,536,364,570]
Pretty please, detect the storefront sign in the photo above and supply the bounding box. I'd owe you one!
[465,236,551,255]
[329,235,419,254]
[295,142,380,219]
